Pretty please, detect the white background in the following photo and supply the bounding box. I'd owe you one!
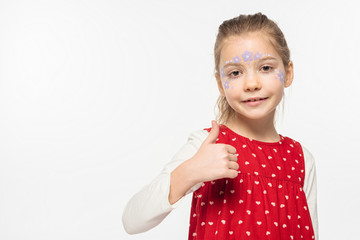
[0,0,359,239]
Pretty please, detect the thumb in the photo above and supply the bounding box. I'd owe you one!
[204,120,220,144]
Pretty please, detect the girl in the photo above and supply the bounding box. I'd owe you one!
[123,13,318,239]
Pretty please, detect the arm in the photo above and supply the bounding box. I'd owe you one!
[122,129,208,234]
[302,146,319,240]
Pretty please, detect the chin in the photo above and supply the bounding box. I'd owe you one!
[235,110,276,122]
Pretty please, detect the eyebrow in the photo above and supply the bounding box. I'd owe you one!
[222,56,279,69]
[258,56,279,61]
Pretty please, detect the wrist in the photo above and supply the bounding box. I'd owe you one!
[180,157,203,186]
[169,157,199,205]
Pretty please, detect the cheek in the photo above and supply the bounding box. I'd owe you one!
[262,73,285,100]
[222,81,241,101]
[222,79,244,94]
[262,69,286,88]
[275,69,285,85]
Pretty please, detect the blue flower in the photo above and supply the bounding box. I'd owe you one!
[254,52,262,60]
[220,68,225,78]
[224,80,230,89]
[242,51,253,62]
[277,70,285,84]
[233,56,241,63]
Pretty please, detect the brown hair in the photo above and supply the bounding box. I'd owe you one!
[214,13,290,125]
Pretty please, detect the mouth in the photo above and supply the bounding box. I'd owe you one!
[242,97,269,102]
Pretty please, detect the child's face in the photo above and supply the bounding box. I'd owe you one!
[216,31,293,121]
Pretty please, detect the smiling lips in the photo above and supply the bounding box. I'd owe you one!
[242,97,269,106]
[243,97,269,102]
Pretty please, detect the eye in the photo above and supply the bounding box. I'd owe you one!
[229,70,242,78]
[260,65,273,72]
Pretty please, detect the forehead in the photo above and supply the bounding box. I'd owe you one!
[220,32,280,61]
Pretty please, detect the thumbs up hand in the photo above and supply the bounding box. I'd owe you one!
[187,120,239,184]
[168,121,239,204]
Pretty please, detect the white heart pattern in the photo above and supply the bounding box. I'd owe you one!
[189,131,313,238]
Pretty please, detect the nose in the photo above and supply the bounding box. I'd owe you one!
[243,71,262,92]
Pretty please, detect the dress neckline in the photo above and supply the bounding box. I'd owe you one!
[220,124,285,146]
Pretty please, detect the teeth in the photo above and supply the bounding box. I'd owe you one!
[246,98,266,102]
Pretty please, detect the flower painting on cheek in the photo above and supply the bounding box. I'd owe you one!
[275,69,285,85]
[224,80,230,89]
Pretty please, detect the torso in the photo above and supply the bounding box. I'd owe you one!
[188,124,315,240]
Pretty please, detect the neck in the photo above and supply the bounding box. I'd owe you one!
[225,111,279,142]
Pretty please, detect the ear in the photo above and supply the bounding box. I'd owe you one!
[215,73,226,97]
[284,61,294,88]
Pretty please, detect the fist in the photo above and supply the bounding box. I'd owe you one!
[188,120,239,183]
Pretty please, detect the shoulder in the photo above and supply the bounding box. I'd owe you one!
[285,136,316,167]
[282,136,316,165]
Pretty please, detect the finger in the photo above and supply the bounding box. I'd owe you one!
[228,161,239,171]
[228,153,238,162]
[226,144,237,154]
[226,169,239,179]
[203,120,220,144]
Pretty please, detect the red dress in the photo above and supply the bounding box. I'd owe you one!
[188,124,315,239]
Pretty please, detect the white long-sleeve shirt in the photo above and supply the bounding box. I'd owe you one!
[122,129,319,239]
